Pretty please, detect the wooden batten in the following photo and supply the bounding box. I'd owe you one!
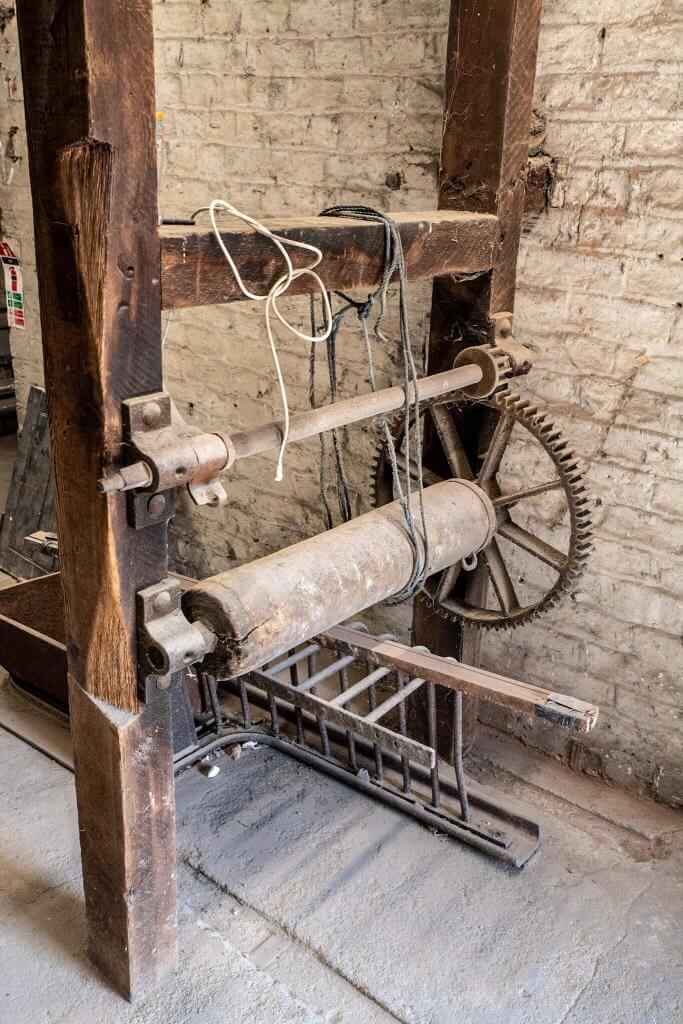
[160,210,499,309]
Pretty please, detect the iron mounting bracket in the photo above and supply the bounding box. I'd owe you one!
[99,391,237,528]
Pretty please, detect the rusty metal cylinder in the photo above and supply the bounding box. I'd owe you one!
[183,479,495,678]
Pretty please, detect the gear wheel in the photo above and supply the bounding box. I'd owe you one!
[371,385,593,629]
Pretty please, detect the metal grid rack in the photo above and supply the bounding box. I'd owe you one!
[176,624,541,868]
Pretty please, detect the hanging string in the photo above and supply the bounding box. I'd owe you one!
[309,205,430,603]
[192,198,334,481]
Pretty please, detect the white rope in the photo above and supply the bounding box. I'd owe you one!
[194,199,334,481]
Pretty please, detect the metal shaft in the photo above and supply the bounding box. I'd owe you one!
[229,364,482,461]
[183,478,495,677]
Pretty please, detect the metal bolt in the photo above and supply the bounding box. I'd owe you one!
[141,401,162,427]
[152,590,173,615]
[147,493,166,518]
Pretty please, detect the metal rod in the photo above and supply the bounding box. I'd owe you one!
[298,655,355,693]
[396,673,412,794]
[269,644,320,676]
[229,364,483,462]
[216,681,539,841]
[248,669,435,768]
[427,681,440,809]
[173,727,539,867]
[289,653,306,745]
[238,678,251,728]
[451,689,470,822]
[339,665,357,770]
[330,666,392,707]
[365,675,426,723]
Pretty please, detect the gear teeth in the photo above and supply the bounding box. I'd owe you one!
[370,384,594,630]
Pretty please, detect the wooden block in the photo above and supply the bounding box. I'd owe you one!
[160,210,499,309]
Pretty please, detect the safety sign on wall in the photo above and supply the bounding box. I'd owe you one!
[0,241,25,329]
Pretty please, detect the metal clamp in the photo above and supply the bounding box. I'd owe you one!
[98,392,236,526]
[137,578,215,682]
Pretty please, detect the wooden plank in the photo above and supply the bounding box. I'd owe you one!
[324,627,599,734]
[0,613,68,710]
[413,0,544,755]
[0,385,57,579]
[0,572,64,641]
[160,210,498,309]
[16,0,176,999]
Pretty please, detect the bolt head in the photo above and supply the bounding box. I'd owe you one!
[152,590,173,615]
[147,493,166,518]
[141,401,162,427]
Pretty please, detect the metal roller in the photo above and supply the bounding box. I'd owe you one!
[183,479,496,677]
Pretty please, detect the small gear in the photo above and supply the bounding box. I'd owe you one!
[371,385,593,629]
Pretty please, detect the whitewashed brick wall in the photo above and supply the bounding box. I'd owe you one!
[0,0,680,805]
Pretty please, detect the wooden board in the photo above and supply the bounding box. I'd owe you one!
[0,386,57,579]
[160,210,499,308]
[325,626,599,734]
[413,0,544,756]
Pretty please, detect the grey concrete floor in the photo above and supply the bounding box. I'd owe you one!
[1,682,681,1024]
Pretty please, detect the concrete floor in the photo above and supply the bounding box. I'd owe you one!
[1,682,681,1024]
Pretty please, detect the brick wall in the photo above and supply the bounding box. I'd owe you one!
[0,0,680,805]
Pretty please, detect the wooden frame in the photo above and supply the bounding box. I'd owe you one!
[13,0,544,999]
[413,0,544,753]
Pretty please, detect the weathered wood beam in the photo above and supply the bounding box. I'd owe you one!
[16,0,177,999]
[160,210,499,309]
[413,0,544,756]
[325,627,599,734]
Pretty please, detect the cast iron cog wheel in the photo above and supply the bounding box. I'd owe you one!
[371,387,593,628]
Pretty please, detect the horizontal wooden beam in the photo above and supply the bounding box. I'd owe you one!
[323,626,600,734]
[160,210,499,309]
[0,574,68,709]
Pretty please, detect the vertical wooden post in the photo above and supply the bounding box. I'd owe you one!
[413,0,543,752]
[16,1,177,999]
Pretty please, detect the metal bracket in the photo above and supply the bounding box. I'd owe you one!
[98,391,236,527]
[137,578,215,682]
[490,312,535,376]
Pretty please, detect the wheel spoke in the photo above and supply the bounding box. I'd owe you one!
[493,479,562,508]
[438,561,462,602]
[481,540,521,615]
[478,412,515,485]
[430,405,474,480]
[497,520,566,572]
[394,452,444,489]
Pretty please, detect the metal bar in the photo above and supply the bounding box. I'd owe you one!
[217,679,541,838]
[364,675,426,723]
[289,652,305,745]
[330,666,392,707]
[322,627,600,732]
[230,365,482,461]
[238,678,251,728]
[268,644,320,676]
[427,681,441,808]
[451,690,470,822]
[248,670,436,769]
[396,672,413,794]
[297,655,355,693]
[174,725,540,868]
[339,665,357,771]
